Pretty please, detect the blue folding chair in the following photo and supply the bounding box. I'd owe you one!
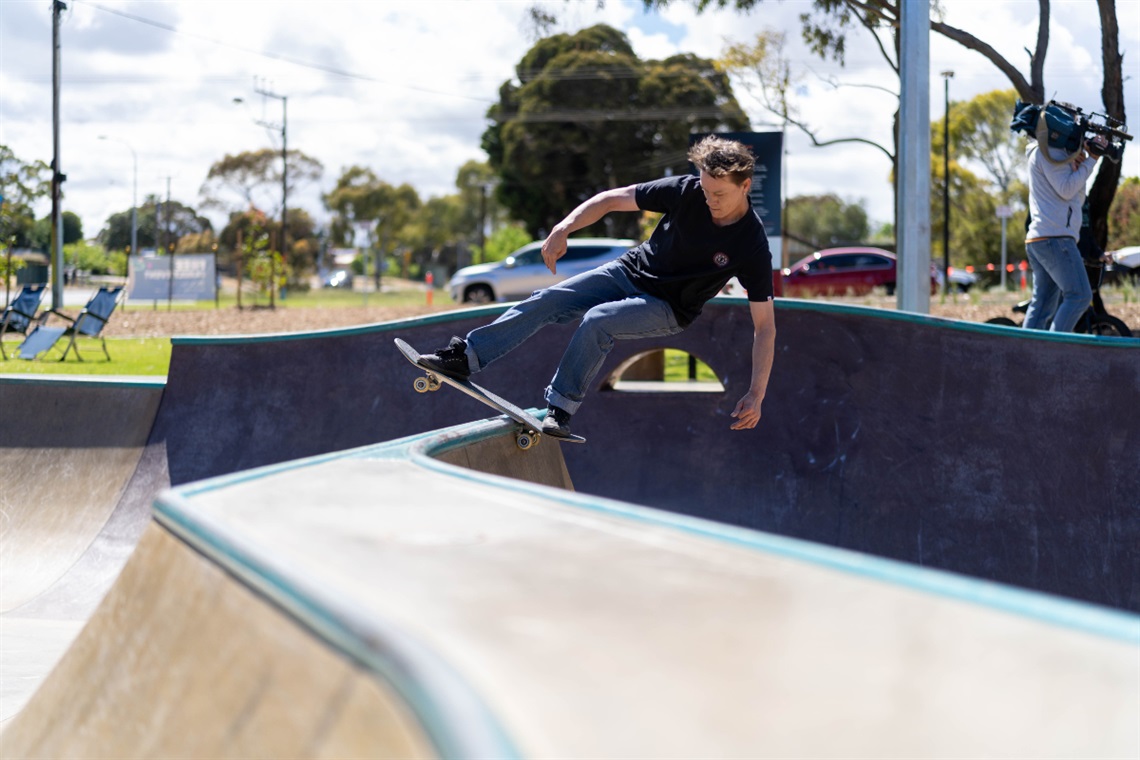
[18,286,124,361]
[1,284,48,360]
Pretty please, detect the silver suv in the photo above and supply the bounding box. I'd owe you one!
[448,237,635,304]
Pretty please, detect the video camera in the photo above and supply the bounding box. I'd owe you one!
[1011,99,1131,163]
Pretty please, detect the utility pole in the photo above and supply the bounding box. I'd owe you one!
[253,78,287,309]
[166,177,173,310]
[50,0,67,309]
[896,0,931,314]
[941,70,954,295]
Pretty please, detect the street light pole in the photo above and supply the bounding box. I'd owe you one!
[51,0,67,309]
[99,135,138,258]
[941,70,954,295]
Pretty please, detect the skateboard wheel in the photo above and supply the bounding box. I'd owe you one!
[516,432,537,450]
[413,377,431,393]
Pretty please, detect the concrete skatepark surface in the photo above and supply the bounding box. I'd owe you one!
[2,299,1138,756]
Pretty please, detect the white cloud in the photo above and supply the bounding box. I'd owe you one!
[1,0,1136,239]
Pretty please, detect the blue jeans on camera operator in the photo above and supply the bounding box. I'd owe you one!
[1024,237,1091,333]
[464,260,683,415]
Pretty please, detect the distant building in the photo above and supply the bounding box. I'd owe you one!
[6,249,50,285]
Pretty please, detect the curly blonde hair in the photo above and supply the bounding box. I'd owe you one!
[687,135,755,186]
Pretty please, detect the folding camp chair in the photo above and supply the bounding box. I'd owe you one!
[17,286,124,361]
[0,284,48,360]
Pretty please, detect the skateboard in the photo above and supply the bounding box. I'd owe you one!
[395,338,585,449]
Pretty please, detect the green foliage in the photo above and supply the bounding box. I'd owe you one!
[62,240,125,276]
[200,148,324,216]
[30,211,83,250]
[931,89,1028,271]
[0,337,172,375]
[0,144,51,250]
[100,197,212,253]
[1108,177,1140,250]
[785,194,868,247]
[240,220,289,297]
[322,166,422,250]
[484,24,750,238]
[479,225,533,263]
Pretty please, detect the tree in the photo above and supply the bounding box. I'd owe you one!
[323,166,421,246]
[99,196,212,253]
[719,31,894,162]
[31,211,82,250]
[484,24,749,238]
[645,0,1127,249]
[0,145,51,250]
[402,195,467,276]
[323,166,422,282]
[455,160,511,261]
[943,89,1025,199]
[785,194,869,248]
[931,88,1028,272]
[216,206,319,284]
[199,148,324,218]
[1107,177,1140,251]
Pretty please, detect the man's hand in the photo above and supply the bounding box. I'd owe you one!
[541,227,569,274]
[730,391,763,430]
[540,186,639,274]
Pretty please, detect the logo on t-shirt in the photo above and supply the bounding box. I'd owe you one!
[713,252,730,268]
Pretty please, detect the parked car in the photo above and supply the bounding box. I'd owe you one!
[1109,245,1140,282]
[448,237,635,304]
[934,266,979,292]
[323,269,354,289]
[781,247,937,297]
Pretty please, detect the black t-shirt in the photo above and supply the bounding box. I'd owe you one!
[622,174,772,327]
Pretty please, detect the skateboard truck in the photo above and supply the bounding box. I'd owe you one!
[395,338,584,449]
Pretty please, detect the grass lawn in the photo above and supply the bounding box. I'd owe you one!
[0,337,172,376]
[663,349,718,383]
[0,285,445,378]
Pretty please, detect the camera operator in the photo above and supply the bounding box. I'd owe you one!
[1023,133,1106,332]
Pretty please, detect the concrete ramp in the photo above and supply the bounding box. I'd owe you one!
[0,377,163,613]
[2,522,438,759]
[5,418,1135,757]
[0,377,166,725]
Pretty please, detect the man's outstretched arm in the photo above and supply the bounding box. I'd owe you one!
[542,186,639,274]
[730,299,776,430]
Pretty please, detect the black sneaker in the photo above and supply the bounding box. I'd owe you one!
[419,336,471,380]
[541,406,573,438]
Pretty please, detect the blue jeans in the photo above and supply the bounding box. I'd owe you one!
[465,260,683,414]
[1024,237,1092,332]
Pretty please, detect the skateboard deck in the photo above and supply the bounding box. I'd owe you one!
[395,338,585,448]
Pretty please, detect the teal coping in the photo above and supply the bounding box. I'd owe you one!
[771,297,1140,347]
[0,374,166,389]
[170,304,509,345]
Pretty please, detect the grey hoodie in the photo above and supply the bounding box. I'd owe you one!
[1026,142,1097,241]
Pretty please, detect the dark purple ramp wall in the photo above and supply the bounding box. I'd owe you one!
[154,301,1140,611]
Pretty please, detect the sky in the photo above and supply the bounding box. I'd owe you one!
[1,0,1138,243]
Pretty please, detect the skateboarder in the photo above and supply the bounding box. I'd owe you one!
[417,134,777,439]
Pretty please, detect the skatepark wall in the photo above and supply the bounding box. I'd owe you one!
[5,418,1136,757]
[152,301,1140,612]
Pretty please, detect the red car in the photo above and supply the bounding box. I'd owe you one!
[781,247,937,297]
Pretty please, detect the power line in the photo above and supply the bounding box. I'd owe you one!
[75,0,495,103]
